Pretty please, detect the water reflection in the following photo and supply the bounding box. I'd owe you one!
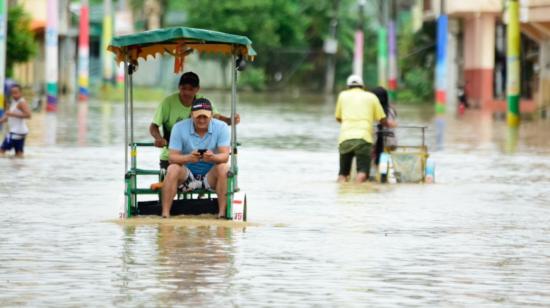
[434,115,446,151]
[44,112,57,145]
[505,126,519,154]
[78,103,88,146]
[118,224,237,305]
[100,103,113,146]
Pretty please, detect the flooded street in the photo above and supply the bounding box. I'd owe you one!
[1,93,550,306]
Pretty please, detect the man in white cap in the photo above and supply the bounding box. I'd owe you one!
[161,98,230,218]
[335,75,387,183]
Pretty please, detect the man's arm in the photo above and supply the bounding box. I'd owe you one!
[213,113,240,126]
[335,94,342,123]
[149,123,167,147]
[385,117,397,128]
[168,149,200,165]
[6,101,31,119]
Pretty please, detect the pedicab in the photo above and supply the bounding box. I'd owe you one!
[107,27,255,220]
[376,125,435,183]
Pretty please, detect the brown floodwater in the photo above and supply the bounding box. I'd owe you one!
[1,92,549,306]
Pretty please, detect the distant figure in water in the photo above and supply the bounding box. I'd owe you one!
[0,84,31,158]
[335,75,388,183]
[457,84,469,116]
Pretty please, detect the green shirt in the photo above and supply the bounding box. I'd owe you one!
[335,88,386,144]
[152,92,218,160]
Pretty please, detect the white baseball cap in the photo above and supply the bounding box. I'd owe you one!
[346,74,364,87]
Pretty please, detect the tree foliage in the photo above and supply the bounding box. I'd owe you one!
[6,5,37,77]
[397,21,436,102]
[177,0,368,90]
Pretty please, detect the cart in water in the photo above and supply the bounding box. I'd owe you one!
[376,125,435,184]
[107,27,255,220]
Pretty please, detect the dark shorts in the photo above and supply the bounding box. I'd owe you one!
[339,139,372,176]
[1,133,26,153]
[160,160,169,170]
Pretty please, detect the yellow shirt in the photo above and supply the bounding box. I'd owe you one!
[335,88,386,144]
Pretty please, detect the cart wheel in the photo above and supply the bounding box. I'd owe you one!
[243,194,247,222]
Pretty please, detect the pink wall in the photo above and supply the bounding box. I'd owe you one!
[463,14,497,108]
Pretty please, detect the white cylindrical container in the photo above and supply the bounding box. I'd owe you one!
[232,192,245,221]
[425,157,435,183]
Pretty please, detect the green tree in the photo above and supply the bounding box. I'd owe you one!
[6,5,37,77]
[175,0,305,89]
[397,20,436,102]
[178,0,367,91]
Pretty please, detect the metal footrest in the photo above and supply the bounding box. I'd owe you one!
[134,168,161,175]
[137,199,218,216]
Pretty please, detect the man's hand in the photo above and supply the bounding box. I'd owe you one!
[232,113,241,125]
[202,150,216,163]
[154,138,167,148]
[188,150,202,163]
[215,113,240,125]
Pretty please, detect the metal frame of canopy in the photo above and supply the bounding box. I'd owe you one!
[107,27,254,219]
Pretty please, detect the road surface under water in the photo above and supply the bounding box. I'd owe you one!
[1,92,549,306]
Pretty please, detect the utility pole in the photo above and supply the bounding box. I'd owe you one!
[353,0,365,78]
[115,0,133,89]
[377,0,388,87]
[324,0,339,94]
[507,0,520,127]
[388,0,398,101]
[78,0,90,101]
[435,0,448,114]
[102,0,113,85]
[46,0,59,112]
[0,0,7,125]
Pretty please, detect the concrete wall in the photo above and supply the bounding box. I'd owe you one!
[423,0,501,17]
[463,14,496,70]
[446,0,502,15]
[463,13,496,108]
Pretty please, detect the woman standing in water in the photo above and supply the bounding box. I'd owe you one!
[371,86,398,168]
[0,84,31,158]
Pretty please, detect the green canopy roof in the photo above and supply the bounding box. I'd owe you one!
[108,27,256,64]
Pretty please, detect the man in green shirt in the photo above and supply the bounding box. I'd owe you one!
[335,75,388,183]
[150,72,239,169]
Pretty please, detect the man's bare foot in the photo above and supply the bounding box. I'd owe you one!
[337,175,348,183]
[355,172,368,183]
[161,212,170,218]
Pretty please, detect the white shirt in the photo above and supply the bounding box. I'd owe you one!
[7,97,29,137]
